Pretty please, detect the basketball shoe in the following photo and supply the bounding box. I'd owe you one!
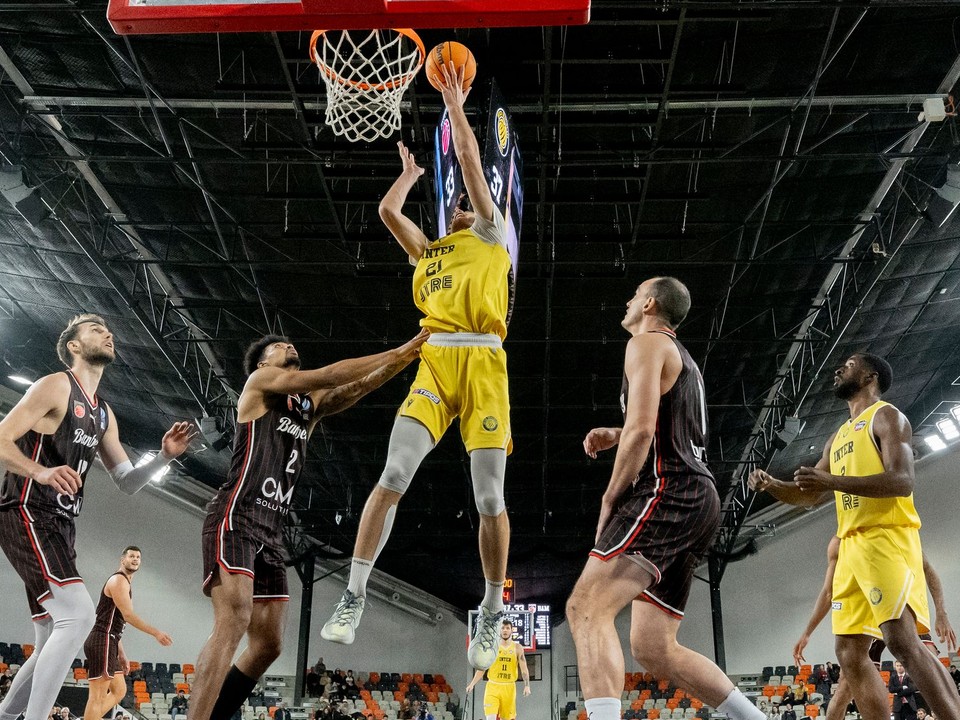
[467,606,504,670]
[321,590,365,644]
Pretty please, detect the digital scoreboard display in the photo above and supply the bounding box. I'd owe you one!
[504,603,552,649]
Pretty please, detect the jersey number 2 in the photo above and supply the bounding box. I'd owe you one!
[286,450,298,474]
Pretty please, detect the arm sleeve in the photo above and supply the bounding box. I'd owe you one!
[108,452,173,495]
[470,209,507,249]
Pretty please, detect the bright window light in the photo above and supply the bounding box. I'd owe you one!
[936,418,960,440]
[924,435,948,452]
[7,375,33,386]
[951,405,960,424]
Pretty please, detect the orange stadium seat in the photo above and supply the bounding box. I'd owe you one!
[631,701,643,711]
[268,707,277,718]
[806,683,815,694]
[762,687,775,698]
[643,672,654,682]
[0,664,7,674]
[690,700,703,709]
[413,674,424,683]
[434,675,445,685]
[666,699,679,709]
[401,673,413,683]
[23,645,34,658]
[578,712,587,720]
[657,679,670,691]
[74,668,88,680]
[176,683,190,693]
[941,657,951,667]
[647,710,660,720]
[800,665,812,674]
[394,692,404,702]
[880,671,890,684]
[805,705,819,717]
[182,663,195,674]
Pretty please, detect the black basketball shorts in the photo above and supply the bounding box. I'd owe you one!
[201,513,288,601]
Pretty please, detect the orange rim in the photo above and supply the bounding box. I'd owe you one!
[309,28,425,92]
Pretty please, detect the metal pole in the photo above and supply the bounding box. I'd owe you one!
[294,556,315,706]
[708,556,726,671]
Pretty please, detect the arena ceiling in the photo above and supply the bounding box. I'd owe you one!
[2,1,960,616]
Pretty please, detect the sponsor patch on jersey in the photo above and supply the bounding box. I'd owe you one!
[413,388,440,405]
[854,420,867,431]
[482,416,499,432]
[73,401,86,419]
[99,407,107,430]
[831,601,842,611]
[441,115,451,155]
[302,398,311,412]
[869,587,883,605]
[496,108,509,156]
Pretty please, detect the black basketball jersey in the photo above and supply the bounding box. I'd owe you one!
[207,393,313,543]
[0,371,109,521]
[620,330,713,485]
[92,571,130,638]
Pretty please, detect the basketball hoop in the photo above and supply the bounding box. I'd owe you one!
[309,29,425,143]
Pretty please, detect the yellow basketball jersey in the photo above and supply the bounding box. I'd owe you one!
[487,641,519,683]
[830,400,921,537]
[412,226,511,340]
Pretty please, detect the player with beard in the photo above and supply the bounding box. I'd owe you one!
[82,546,173,720]
[749,353,960,720]
[0,314,195,720]
[190,329,428,720]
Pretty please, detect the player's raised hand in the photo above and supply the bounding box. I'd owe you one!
[437,62,470,110]
[35,465,82,495]
[397,141,424,178]
[161,421,198,459]
[583,427,620,459]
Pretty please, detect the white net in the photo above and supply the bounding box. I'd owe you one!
[310,29,424,144]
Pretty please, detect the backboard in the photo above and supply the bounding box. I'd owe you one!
[107,0,591,35]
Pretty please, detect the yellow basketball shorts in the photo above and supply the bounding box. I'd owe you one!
[832,526,930,638]
[483,681,517,720]
[398,343,512,453]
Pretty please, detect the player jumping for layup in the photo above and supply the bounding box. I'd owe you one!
[322,64,514,670]
[465,619,531,720]
[0,314,194,720]
[82,546,173,720]
[567,279,765,720]
[749,353,960,720]
[189,330,428,720]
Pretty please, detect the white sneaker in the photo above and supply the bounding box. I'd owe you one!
[467,606,504,670]
[320,590,365,644]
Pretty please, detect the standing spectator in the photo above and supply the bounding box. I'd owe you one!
[315,658,326,674]
[170,690,189,720]
[274,701,291,720]
[825,662,840,684]
[890,661,919,720]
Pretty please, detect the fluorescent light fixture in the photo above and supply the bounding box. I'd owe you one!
[936,418,960,440]
[7,375,33,386]
[951,405,960,424]
[924,435,948,452]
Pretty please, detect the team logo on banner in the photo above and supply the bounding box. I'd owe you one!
[495,108,509,156]
[441,116,452,155]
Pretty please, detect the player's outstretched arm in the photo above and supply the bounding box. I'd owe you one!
[748,434,834,507]
[248,332,428,398]
[796,405,913,498]
[106,574,172,646]
[379,141,430,260]
[923,552,957,652]
[311,329,430,421]
[436,64,496,223]
[794,536,839,665]
[0,373,81,494]
[99,409,197,495]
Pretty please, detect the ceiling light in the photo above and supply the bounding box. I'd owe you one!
[924,435,948,452]
[950,405,960,424]
[7,375,33,386]
[936,418,960,440]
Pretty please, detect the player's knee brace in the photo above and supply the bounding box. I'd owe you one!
[471,448,507,517]
[377,454,416,495]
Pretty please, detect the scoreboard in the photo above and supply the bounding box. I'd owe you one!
[505,603,552,649]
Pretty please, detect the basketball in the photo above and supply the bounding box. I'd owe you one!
[424,41,476,92]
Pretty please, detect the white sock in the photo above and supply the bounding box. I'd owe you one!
[0,618,52,720]
[584,697,620,720]
[716,688,765,720]
[481,579,505,612]
[346,558,374,598]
